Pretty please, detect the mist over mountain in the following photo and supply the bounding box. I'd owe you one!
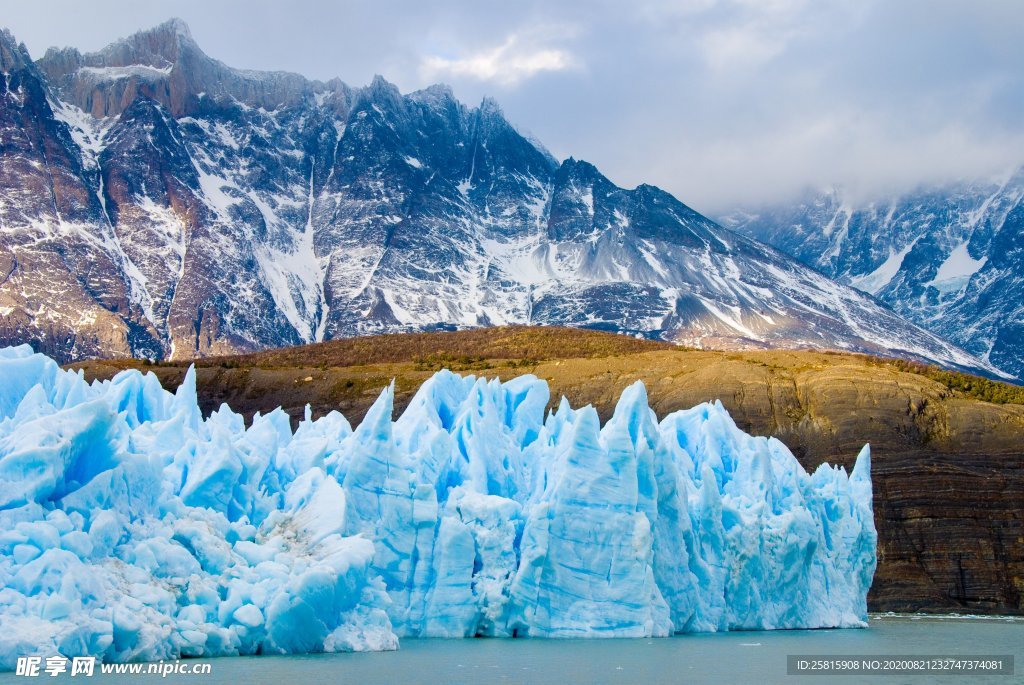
[722,170,1024,378]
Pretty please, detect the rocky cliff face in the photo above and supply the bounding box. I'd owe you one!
[721,171,1024,379]
[0,20,999,377]
[0,29,160,360]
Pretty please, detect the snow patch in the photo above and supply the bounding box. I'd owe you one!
[927,242,987,294]
[196,170,242,217]
[699,297,762,340]
[78,64,173,81]
[850,239,918,296]
[580,186,594,216]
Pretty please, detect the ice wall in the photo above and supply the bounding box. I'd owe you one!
[0,345,876,667]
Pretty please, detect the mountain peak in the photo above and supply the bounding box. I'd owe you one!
[158,17,193,40]
[473,95,514,132]
[0,28,31,72]
[353,74,404,114]
[367,74,396,91]
[362,74,403,101]
[130,17,196,48]
[103,17,200,67]
[36,17,312,117]
[0,27,16,51]
[479,96,503,116]
[409,83,456,107]
[558,157,600,179]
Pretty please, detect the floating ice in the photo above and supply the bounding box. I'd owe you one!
[0,345,876,667]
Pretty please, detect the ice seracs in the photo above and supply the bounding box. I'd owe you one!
[0,345,876,667]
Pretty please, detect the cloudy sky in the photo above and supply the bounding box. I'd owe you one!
[4,0,1022,214]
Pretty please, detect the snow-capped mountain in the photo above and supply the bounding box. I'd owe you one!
[721,171,1024,379]
[0,20,999,376]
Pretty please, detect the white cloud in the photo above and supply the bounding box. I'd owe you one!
[699,24,789,70]
[420,34,577,87]
[693,0,827,70]
[628,107,1024,213]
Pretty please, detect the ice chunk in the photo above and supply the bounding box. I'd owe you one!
[0,348,876,668]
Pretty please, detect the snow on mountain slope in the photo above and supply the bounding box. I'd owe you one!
[0,20,1000,377]
[722,169,1024,378]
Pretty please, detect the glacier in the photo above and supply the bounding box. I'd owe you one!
[0,344,876,667]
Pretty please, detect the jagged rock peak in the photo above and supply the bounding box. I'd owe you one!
[103,17,198,66]
[422,82,455,97]
[472,95,516,132]
[479,95,502,114]
[560,156,595,173]
[351,74,408,119]
[0,28,19,53]
[408,82,457,107]
[476,96,518,131]
[35,19,317,117]
[0,28,31,72]
[361,74,402,101]
[555,157,606,184]
[157,17,193,40]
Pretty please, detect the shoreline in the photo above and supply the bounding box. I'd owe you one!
[869,612,1024,622]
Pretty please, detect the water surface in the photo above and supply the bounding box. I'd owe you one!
[3,616,1019,684]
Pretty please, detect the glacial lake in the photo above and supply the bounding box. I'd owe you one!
[2,616,1019,684]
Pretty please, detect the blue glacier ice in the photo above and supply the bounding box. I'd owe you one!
[0,345,876,667]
